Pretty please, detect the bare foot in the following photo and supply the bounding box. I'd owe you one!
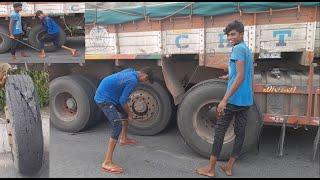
[196,165,215,177]
[71,49,79,57]
[20,52,30,57]
[220,164,233,176]
[11,56,16,61]
[120,138,138,146]
[38,53,46,58]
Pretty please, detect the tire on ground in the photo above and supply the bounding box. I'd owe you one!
[177,79,263,160]
[5,75,43,175]
[28,24,66,52]
[128,80,173,136]
[0,25,11,53]
[49,75,98,132]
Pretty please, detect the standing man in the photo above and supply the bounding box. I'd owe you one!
[9,2,29,60]
[35,10,79,58]
[196,20,254,177]
[94,67,154,174]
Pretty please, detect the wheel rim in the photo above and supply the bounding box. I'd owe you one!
[193,100,236,144]
[54,92,78,122]
[128,89,160,128]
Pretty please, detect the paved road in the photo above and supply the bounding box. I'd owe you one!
[0,107,50,178]
[50,119,320,178]
[0,38,84,64]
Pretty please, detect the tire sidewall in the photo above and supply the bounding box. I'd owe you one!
[178,80,262,159]
[50,77,91,132]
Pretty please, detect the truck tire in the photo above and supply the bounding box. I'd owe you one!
[5,75,43,175]
[177,79,263,159]
[0,25,11,53]
[128,81,173,135]
[50,75,98,132]
[70,75,103,126]
[28,24,66,52]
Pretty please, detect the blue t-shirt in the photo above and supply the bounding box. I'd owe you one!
[10,11,22,35]
[227,41,253,106]
[42,16,60,35]
[94,68,139,106]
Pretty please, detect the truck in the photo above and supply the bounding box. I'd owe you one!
[48,2,320,161]
[0,2,85,55]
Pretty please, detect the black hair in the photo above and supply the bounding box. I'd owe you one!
[223,20,244,35]
[13,2,22,8]
[139,67,154,84]
[35,10,44,18]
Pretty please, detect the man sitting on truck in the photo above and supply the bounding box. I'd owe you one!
[9,2,29,60]
[196,20,254,177]
[35,10,79,58]
[94,67,154,174]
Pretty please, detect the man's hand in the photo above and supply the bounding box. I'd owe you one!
[9,34,15,39]
[217,99,227,114]
[128,113,133,121]
[218,74,229,80]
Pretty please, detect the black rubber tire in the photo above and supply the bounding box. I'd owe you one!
[128,81,173,136]
[71,75,103,127]
[28,24,66,52]
[49,75,97,132]
[5,75,43,175]
[177,79,263,160]
[0,25,11,53]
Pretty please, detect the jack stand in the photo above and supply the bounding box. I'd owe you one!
[278,120,286,157]
[312,125,320,161]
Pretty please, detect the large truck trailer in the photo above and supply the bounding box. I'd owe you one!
[48,2,319,160]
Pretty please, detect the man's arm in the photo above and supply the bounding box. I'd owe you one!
[8,19,14,38]
[222,60,244,102]
[119,79,137,119]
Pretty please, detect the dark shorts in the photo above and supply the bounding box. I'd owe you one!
[39,32,60,50]
[97,102,128,140]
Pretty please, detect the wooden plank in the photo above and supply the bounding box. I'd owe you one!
[118,37,159,46]
[165,44,200,54]
[206,41,250,53]
[119,46,161,54]
[259,23,307,30]
[260,40,306,52]
[118,31,161,37]
[260,28,307,41]
[85,26,116,54]
[63,3,85,14]
[205,31,249,43]
[35,3,64,14]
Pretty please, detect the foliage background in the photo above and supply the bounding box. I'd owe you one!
[0,69,49,112]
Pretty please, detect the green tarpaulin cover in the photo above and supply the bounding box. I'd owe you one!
[85,2,320,25]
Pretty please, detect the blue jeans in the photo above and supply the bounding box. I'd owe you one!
[98,102,128,140]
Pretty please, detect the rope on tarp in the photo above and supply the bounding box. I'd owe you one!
[149,2,195,21]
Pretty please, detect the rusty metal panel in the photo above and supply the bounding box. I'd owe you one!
[85,25,117,55]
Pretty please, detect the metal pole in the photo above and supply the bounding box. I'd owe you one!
[0,31,41,52]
